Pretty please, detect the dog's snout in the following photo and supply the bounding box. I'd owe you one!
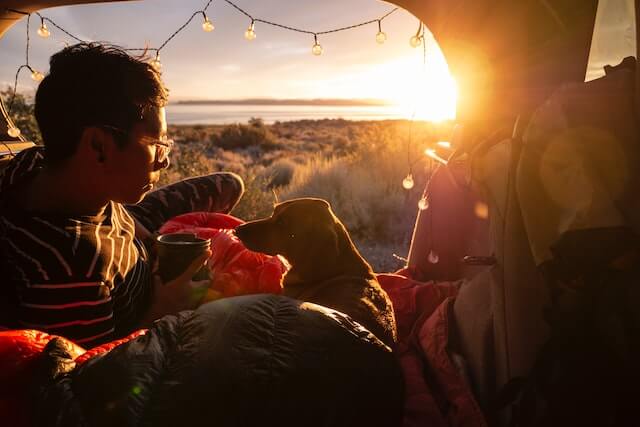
[234,221,271,254]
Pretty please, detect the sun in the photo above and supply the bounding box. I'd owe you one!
[330,42,457,122]
[292,35,458,122]
[384,48,458,122]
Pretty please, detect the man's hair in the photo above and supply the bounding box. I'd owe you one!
[35,43,169,165]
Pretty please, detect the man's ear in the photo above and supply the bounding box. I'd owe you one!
[79,127,110,164]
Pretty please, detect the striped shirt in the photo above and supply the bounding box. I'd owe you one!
[0,147,151,347]
[0,146,244,348]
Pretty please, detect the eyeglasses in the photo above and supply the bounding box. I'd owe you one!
[98,125,173,164]
[140,135,174,164]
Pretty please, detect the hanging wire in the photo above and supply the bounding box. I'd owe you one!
[219,0,399,36]
[156,0,213,52]
[5,1,398,60]
[25,13,31,65]
[405,21,428,174]
[2,0,401,131]
[35,13,84,42]
[7,13,33,115]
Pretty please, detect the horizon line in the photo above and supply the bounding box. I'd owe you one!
[171,98,395,107]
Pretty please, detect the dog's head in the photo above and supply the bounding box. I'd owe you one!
[236,198,373,282]
[235,198,343,263]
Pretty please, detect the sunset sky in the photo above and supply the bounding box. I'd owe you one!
[0,0,458,120]
[1,0,638,124]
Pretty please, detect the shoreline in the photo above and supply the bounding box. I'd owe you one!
[165,103,419,126]
[168,117,418,127]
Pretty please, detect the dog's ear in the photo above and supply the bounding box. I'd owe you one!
[332,219,353,254]
[325,222,340,255]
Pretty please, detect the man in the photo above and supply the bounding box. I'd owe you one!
[0,43,244,347]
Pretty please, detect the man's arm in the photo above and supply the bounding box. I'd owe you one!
[126,172,245,235]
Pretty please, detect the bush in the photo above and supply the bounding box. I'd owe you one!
[230,168,277,221]
[211,123,279,151]
[279,153,417,243]
[1,87,42,145]
[248,117,265,127]
[260,158,297,189]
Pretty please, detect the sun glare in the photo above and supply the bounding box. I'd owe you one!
[386,47,457,122]
[299,37,457,122]
[333,41,457,122]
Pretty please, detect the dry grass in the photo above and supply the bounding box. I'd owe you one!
[161,119,452,272]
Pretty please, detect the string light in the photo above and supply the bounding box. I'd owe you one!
[7,126,21,138]
[37,17,50,38]
[30,68,44,82]
[244,20,256,40]
[418,196,429,210]
[409,20,424,48]
[436,141,451,148]
[150,53,162,71]
[201,12,214,32]
[311,34,323,56]
[402,174,414,190]
[2,1,402,134]
[375,20,387,44]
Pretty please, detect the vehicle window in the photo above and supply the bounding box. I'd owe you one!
[586,0,636,81]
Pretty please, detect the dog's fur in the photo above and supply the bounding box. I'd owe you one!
[235,198,397,347]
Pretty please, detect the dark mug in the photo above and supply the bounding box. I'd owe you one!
[155,233,211,283]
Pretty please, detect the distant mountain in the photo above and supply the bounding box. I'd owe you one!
[173,98,393,106]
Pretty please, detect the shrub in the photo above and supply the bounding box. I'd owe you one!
[248,117,265,127]
[260,158,297,189]
[231,168,277,221]
[279,153,417,243]
[1,87,42,145]
[211,123,279,151]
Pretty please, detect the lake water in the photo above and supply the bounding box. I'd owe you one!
[166,104,407,125]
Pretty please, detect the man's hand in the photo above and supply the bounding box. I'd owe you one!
[140,250,212,326]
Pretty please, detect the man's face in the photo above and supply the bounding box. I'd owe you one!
[106,106,169,204]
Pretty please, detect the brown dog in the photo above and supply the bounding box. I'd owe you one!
[235,198,397,347]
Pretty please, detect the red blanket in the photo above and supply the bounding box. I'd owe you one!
[377,273,487,427]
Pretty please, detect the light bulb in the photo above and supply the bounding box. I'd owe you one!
[376,31,387,44]
[7,126,21,138]
[202,18,214,32]
[418,197,429,210]
[150,55,162,71]
[436,141,451,148]
[244,23,256,41]
[31,70,44,82]
[428,250,439,264]
[312,42,323,56]
[402,174,414,190]
[410,35,422,48]
[37,23,50,38]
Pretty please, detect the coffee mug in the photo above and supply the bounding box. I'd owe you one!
[155,233,212,283]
